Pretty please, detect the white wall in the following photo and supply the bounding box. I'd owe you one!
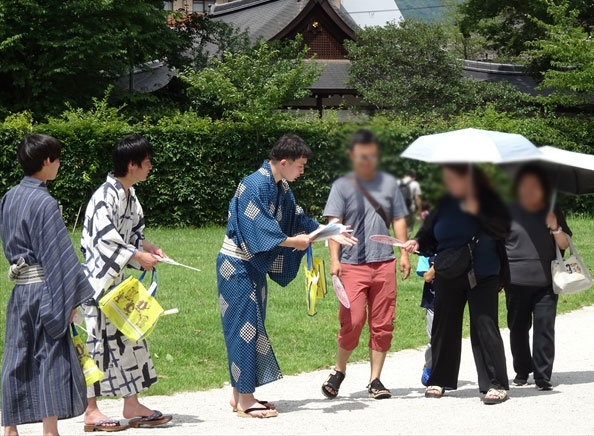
[341,0,403,27]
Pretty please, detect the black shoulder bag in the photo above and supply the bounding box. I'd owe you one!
[434,233,480,281]
[347,176,391,229]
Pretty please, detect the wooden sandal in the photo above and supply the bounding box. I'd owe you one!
[83,419,128,432]
[425,386,445,398]
[128,410,172,428]
[321,369,345,399]
[483,388,508,405]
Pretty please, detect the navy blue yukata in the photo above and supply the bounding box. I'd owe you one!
[216,161,318,393]
[0,177,94,426]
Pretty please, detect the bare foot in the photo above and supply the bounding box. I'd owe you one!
[237,401,279,418]
[4,425,18,436]
[122,402,156,420]
[84,409,117,427]
[229,397,276,410]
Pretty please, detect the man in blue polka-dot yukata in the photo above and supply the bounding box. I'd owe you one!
[216,134,357,418]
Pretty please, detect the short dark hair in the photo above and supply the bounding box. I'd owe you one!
[17,134,61,176]
[513,164,553,207]
[405,170,417,179]
[269,134,312,161]
[349,129,379,151]
[113,134,154,177]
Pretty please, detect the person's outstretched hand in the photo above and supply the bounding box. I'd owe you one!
[292,234,312,251]
[134,251,159,271]
[403,239,419,254]
[330,232,358,247]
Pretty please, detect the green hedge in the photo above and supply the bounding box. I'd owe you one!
[2,107,594,227]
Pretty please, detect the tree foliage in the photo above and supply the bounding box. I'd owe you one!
[0,0,181,116]
[346,20,463,117]
[526,1,594,103]
[3,103,594,226]
[169,13,252,70]
[178,36,320,121]
[345,20,526,117]
[458,0,594,57]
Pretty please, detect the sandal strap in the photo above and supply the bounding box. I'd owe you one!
[324,369,345,389]
[367,378,389,393]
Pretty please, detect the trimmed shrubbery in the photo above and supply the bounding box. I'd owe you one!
[2,105,594,227]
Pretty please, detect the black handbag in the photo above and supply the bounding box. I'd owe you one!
[434,235,479,280]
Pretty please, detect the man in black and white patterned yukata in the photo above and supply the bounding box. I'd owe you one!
[80,135,172,432]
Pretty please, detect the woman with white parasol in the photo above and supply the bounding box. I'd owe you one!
[401,128,541,404]
[504,165,571,391]
[501,145,594,390]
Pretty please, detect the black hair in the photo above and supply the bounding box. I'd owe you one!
[269,134,311,161]
[513,164,553,207]
[113,134,154,177]
[405,170,417,178]
[17,134,61,176]
[443,164,492,196]
[349,129,379,151]
[421,200,430,211]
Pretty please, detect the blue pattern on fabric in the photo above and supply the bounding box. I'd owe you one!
[225,161,318,284]
[217,161,318,393]
[0,177,94,426]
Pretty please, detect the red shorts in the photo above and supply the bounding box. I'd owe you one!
[337,259,397,352]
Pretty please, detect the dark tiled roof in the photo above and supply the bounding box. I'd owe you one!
[114,61,174,93]
[461,60,541,95]
[210,0,358,42]
[309,59,542,96]
[333,4,359,33]
[309,59,354,93]
[210,0,307,42]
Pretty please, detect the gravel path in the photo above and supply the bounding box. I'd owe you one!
[13,305,594,435]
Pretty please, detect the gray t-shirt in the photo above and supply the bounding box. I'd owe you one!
[506,204,571,287]
[324,172,408,265]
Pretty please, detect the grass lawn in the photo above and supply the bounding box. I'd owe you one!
[1,218,594,396]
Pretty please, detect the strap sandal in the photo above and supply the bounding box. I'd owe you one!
[232,400,275,412]
[425,385,445,398]
[321,369,346,399]
[367,378,392,400]
[483,388,509,405]
[236,406,279,419]
[83,419,129,432]
[128,410,172,428]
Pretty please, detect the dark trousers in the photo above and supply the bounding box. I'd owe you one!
[505,284,558,384]
[427,275,509,392]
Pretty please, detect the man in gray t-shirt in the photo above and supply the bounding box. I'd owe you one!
[321,129,410,401]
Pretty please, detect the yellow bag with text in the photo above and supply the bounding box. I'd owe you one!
[71,324,104,386]
[98,270,163,342]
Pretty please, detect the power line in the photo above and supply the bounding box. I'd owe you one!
[347,3,460,14]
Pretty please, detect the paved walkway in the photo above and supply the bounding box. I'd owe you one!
[13,305,594,435]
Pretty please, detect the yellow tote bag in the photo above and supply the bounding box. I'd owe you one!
[71,324,104,386]
[98,270,164,342]
[304,246,328,316]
